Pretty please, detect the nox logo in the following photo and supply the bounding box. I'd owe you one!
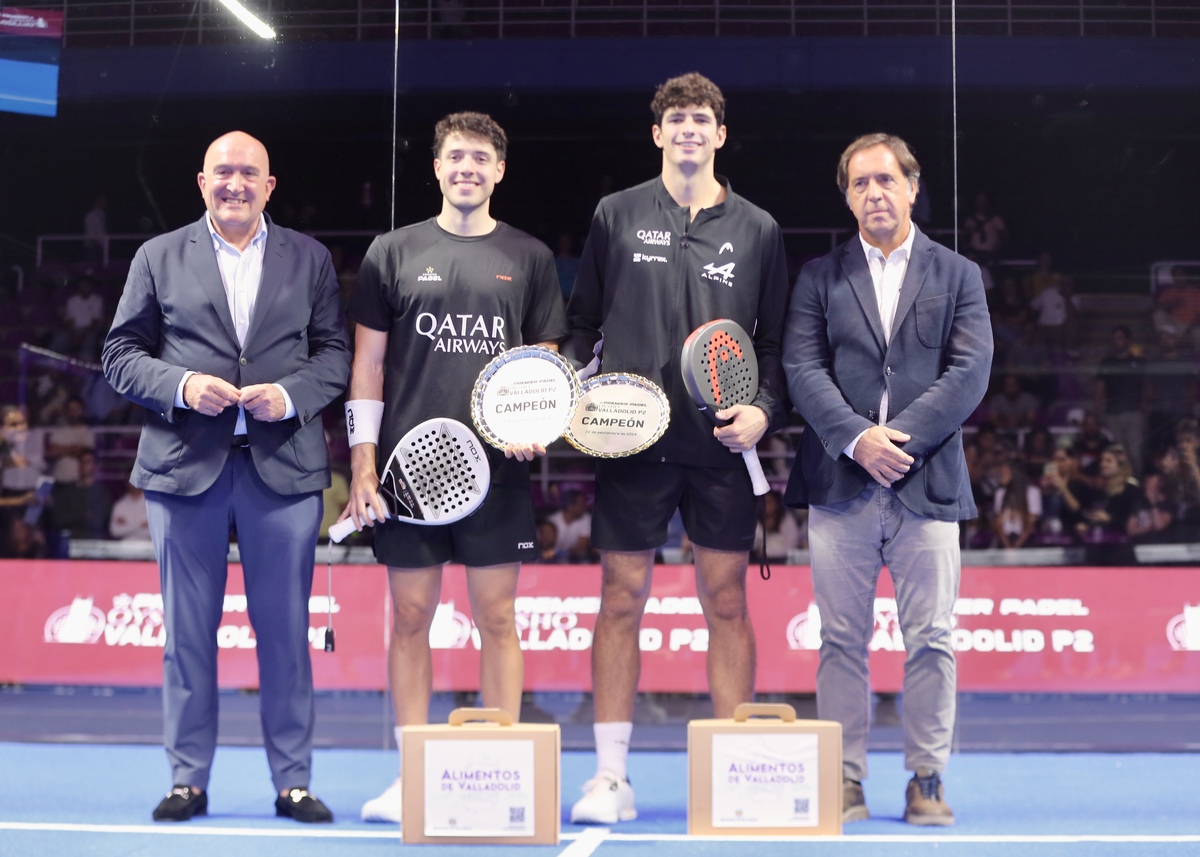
[702,261,736,286]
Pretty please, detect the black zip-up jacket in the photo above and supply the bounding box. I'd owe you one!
[565,176,790,468]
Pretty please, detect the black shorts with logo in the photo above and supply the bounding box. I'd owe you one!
[592,459,757,552]
[372,483,536,568]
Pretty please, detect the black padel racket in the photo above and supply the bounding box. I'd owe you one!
[329,418,490,542]
[680,319,770,496]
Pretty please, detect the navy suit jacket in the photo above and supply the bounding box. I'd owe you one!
[782,227,993,522]
[103,215,350,497]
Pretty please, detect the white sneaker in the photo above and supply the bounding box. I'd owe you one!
[569,771,637,824]
[360,776,402,823]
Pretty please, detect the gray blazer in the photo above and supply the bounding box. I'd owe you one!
[103,215,350,497]
[783,227,993,522]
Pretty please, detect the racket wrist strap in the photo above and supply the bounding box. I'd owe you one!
[345,399,384,447]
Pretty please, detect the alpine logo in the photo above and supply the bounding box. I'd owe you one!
[633,252,668,264]
[702,261,736,286]
[418,266,443,282]
[636,229,671,246]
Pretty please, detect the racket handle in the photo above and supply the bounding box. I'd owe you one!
[329,504,384,543]
[328,517,357,544]
[742,448,770,496]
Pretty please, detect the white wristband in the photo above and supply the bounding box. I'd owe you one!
[345,399,384,447]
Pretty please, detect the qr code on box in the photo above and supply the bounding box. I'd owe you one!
[510,806,525,824]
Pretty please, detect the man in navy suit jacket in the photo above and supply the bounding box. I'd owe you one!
[783,134,992,827]
[103,131,350,823]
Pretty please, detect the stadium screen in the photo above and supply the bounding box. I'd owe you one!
[0,7,62,117]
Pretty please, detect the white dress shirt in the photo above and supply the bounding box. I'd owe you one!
[843,223,917,459]
[174,214,295,433]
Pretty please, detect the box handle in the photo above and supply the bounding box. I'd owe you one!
[448,707,514,727]
[732,702,796,723]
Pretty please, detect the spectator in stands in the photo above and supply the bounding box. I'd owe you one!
[989,276,1028,365]
[965,422,999,487]
[965,424,1002,547]
[1129,446,1187,544]
[50,276,107,361]
[1028,271,1078,362]
[2,517,47,559]
[1020,426,1055,481]
[83,195,108,264]
[962,191,1007,270]
[48,450,112,541]
[45,396,96,484]
[751,489,805,562]
[1145,325,1197,453]
[531,518,566,564]
[990,457,1041,549]
[1095,325,1147,478]
[1170,419,1200,531]
[987,374,1039,432]
[547,488,593,563]
[1039,445,1090,544]
[1022,251,1063,300]
[109,482,151,540]
[1071,411,1111,482]
[1077,444,1143,542]
[1,405,46,501]
[27,372,70,427]
[1152,265,1200,351]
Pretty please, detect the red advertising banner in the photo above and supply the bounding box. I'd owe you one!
[0,8,64,37]
[5,560,1198,694]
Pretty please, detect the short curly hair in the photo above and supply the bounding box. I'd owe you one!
[432,112,508,162]
[650,72,725,127]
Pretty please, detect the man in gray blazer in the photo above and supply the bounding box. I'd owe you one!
[103,131,350,823]
[783,133,992,827]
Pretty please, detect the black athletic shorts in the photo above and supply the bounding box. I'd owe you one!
[592,458,756,552]
[372,483,537,568]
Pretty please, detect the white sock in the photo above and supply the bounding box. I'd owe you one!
[593,721,633,781]
[394,726,404,777]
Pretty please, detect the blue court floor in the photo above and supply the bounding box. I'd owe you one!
[0,742,1197,857]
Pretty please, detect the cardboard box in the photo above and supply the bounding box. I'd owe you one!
[402,707,560,845]
[688,703,842,836]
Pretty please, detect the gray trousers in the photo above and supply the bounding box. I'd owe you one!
[146,448,322,792]
[808,483,960,782]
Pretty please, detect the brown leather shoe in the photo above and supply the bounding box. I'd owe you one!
[904,769,955,826]
[842,778,869,823]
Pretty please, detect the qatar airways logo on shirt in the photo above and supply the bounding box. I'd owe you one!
[415,313,507,354]
[636,229,671,246]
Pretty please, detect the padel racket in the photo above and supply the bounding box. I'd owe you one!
[328,418,490,543]
[471,345,581,450]
[564,372,670,457]
[680,319,770,496]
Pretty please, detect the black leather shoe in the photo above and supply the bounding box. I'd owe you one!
[152,786,208,822]
[275,788,334,823]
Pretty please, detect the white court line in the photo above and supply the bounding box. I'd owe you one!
[2,823,1199,844]
[557,826,609,856]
